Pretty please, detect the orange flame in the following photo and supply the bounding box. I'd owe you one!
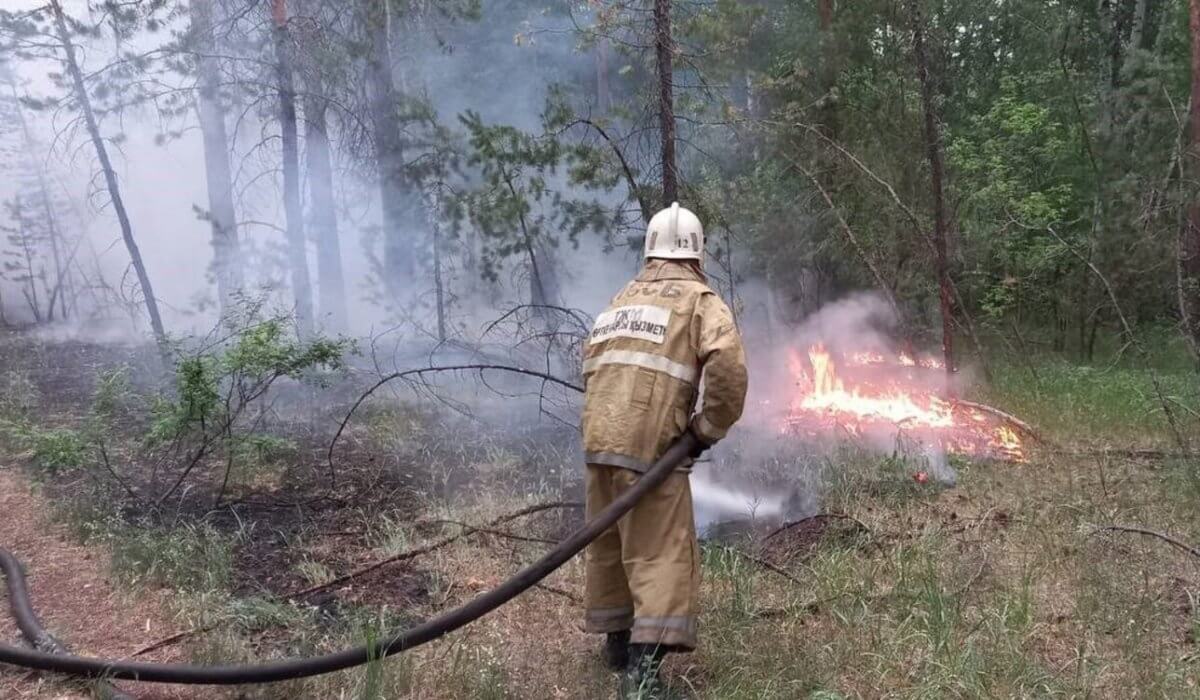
[784,344,1024,461]
[792,345,954,428]
[850,351,888,366]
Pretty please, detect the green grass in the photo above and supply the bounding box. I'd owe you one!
[980,357,1200,445]
[0,369,40,419]
[108,522,236,592]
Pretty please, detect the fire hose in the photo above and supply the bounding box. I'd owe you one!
[0,433,697,685]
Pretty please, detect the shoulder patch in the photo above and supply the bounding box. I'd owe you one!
[590,305,671,345]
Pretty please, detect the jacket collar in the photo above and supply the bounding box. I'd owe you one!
[637,259,706,283]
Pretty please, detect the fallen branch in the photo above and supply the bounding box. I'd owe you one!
[763,512,873,543]
[287,500,582,601]
[129,628,207,659]
[1051,448,1194,460]
[951,400,1052,446]
[720,545,808,587]
[420,520,561,546]
[327,364,584,487]
[534,583,582,604]
[129,500,582,657]
[1088,524,1200,560]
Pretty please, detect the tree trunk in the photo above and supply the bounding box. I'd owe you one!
[8,73,72,322]
[596,37,612,112]
[11,196,43,323]
[38,182,66,322]
[1183,0,1200,360]
[909,0,956,377]
[365,0,415,297]
[304,92,348,332]
[272,0,314,337]
[818,0,833,29]
[433,210,446,342]
[814,0,844,265]
[654,0,678,206]
[420,183,448,341]
[48,0,166,349]
[817,0,838,139]
[192,0,244,318]
[1087,308,1102,362]
[1131,0,1150,51]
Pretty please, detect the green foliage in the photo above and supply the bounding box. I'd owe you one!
[453,108,614,293]
[89,366,136,428]
[230,433,295,470]
[948,74,1090,321]
[25,426,85,475]
[949,76,1082,228]
[223,320,346,380]
[148,318,347,450]
[139,317,348,503]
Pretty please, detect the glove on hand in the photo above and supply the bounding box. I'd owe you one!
[686,428,710,459]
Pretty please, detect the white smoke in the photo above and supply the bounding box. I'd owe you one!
[0,0,637,343]
[692,290,962,533]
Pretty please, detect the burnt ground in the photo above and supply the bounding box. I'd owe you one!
[0,330,437,588]
[4,328,1200,697]
[0,328,588,694]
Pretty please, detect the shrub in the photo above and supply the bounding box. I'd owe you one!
[28,427,86,476]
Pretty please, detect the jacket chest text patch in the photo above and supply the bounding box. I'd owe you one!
[590,305,672,345]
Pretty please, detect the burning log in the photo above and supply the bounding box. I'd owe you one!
[951,399,1051,447]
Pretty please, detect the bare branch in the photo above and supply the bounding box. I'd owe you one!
[327,364,583,487]
[1089,525,1200,560]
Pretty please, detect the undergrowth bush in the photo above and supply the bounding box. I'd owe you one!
[134,314,352,505]
[26,427,86,475]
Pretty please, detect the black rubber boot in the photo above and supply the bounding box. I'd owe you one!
[603,630,631,671]
[619,644,666,699]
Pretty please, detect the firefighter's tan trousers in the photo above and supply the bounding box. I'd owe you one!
[583,464,700,649]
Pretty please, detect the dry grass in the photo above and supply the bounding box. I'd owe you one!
[165,445,1200,699]
[3,335,1200,698]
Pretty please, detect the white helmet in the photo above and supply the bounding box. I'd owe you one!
[644,202,704,264]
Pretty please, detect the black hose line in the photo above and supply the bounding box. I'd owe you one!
[0,548,134,700]
[0,433,697,685]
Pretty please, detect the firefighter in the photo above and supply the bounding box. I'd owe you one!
[581,202,748,696]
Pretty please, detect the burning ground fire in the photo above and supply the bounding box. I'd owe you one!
[780,344,1025,462]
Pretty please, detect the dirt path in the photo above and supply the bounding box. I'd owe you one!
[0,468,190,700]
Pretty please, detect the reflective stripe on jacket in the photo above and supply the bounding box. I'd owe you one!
[581,259,748,471]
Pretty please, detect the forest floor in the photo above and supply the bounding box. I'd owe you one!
[0,467,191,700]
[0,329,1199,698]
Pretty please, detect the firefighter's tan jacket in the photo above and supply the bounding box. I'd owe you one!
[582,260,748,471]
